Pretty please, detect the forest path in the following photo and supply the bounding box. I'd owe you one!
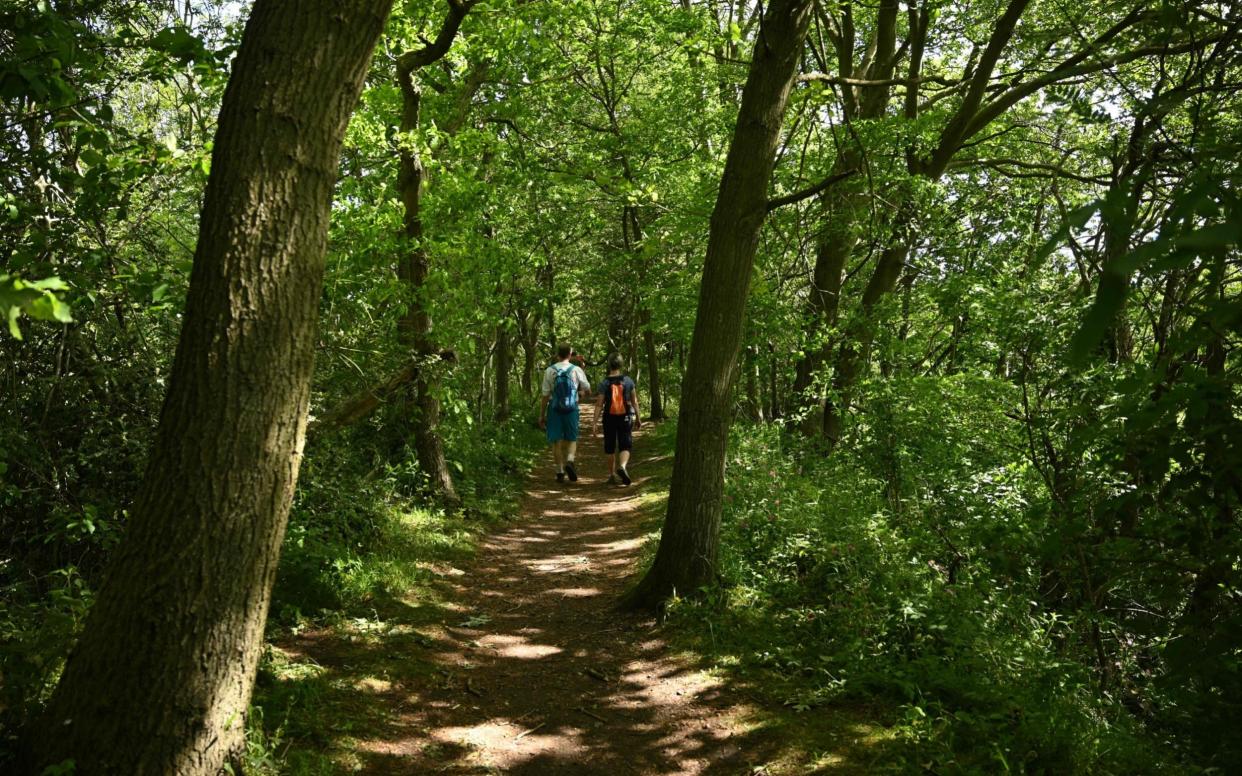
[352,404,777,774]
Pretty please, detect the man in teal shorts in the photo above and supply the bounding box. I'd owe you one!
[539,344,592,483]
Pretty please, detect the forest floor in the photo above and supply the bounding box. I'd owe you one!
[261,406,889,774]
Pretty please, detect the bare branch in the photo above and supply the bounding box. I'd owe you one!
[951,157,1110,185]
[766,169,857,212]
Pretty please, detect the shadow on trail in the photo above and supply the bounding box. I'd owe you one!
[268,407,890,774]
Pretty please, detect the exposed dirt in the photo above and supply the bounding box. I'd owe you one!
[332,405,783,774]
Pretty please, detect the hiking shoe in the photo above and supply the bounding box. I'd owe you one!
[617,467,632,486]
[556,471,565,483]
[564,460,578,482]
[607,473,619,485]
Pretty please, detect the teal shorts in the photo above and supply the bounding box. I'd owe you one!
[546,409,580,443]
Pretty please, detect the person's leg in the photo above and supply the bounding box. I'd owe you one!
[603,415,618,483]
[547,415,565,480]
[616,419,633,485]
[563,410,580,481]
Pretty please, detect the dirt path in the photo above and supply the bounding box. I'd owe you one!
[343,405,778,774]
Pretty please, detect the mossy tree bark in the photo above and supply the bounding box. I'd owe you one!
[23,1,392,773]
[626,0,814,609]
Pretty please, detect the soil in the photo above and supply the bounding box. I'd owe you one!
[340,405,782,774]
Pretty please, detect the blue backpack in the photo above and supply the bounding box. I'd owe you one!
[552,364,579,415]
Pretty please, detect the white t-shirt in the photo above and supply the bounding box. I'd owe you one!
[541,361,591,397]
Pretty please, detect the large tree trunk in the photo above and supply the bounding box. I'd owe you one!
[395,109,459,503]
[22,2,391,772]
[626,0,813,609]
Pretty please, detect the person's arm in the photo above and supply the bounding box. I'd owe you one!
[630,383,642,427]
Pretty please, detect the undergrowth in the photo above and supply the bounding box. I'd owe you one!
[0,399,542,772]
[655,375,1190,774]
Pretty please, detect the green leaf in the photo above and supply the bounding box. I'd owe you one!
[1035,201,1099,263]
[1175,222,1241,251]
[7,305,22,339]
[150,27,208,62]
[0,274,73,337]
[29,277,69,292]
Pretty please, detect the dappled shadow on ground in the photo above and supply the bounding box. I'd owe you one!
[269,407,890,774]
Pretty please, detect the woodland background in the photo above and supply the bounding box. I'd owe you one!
[2,0,1240,772]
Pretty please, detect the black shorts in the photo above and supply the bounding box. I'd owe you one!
[602,413,633,454]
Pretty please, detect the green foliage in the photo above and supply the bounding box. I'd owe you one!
[272,414,543,623]
[670,405,1171,773]
[0,274,72,339]
[0,567,94,734]
[3,0,1240,771]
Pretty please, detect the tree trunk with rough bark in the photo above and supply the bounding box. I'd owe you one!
[626,0,813,609]
[22,2,391,772]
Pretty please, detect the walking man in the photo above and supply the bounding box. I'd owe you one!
[540,344,592,482]
[592,353,641,486]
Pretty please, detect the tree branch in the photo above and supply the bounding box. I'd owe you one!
[951,157,1110,185]
[926,0,1033,175]
[396,0,479,76]
[308,351,456,437]
[766,169,857,212]
[798,73,957,87]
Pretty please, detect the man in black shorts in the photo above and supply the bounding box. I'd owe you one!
[592,353,641,486]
